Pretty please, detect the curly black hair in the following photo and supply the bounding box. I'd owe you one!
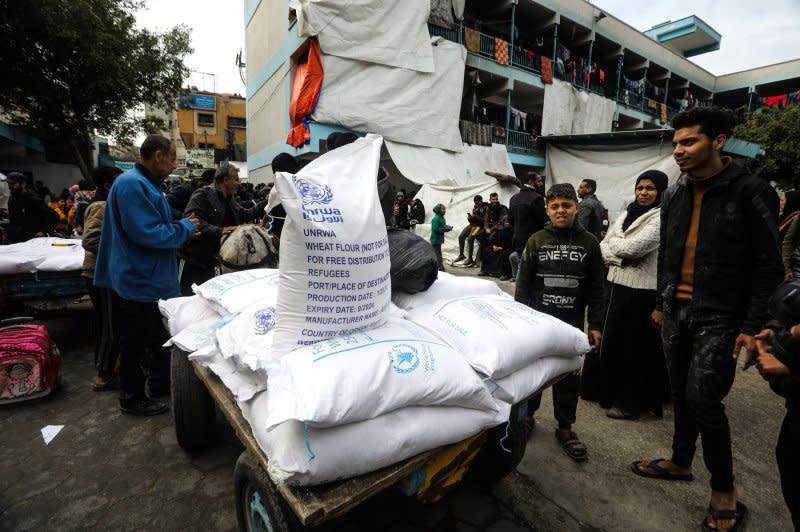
[671,106,737,140]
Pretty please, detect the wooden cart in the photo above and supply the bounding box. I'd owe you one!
[170,348,535,531]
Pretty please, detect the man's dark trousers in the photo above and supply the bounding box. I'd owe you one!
[178,258,216,296]
[777,406,800,529]
[114,292,171,400]
[663,302,737,492]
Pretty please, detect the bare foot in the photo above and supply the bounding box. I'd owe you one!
[705,489,738,532]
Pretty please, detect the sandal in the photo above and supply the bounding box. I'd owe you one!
[555,429,588,462]
[630,458,694,482]
[701,501,748,532]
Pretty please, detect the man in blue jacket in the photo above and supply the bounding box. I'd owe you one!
[95,135,200,416]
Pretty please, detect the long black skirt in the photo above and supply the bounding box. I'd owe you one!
[591,282,669,415]
[86,279,119,374]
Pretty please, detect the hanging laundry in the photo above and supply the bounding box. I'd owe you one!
[660,103,667,124]
[599,69,606,83]
[495,38,509,65]
[526,50,535,69]
[764,94,788,108]
[541,56,553,84]
[510,106,527,131]
[464,27,480,53]
[647,98,658,110]
[787,91,799,105]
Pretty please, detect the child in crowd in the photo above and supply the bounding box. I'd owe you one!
[515,183,604,462]
[430,203,451,272]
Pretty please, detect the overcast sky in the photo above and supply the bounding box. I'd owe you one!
[591,0,800,74]
[134,1,799,94]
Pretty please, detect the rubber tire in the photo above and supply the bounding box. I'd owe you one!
[171,347,216,451]
[468,404,530,482]
[233,451,302,532]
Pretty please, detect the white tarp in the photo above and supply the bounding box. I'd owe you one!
[0,237,85,274]
[546,142,681,222]
[313,38,466,153]
[542,79,617,136]
[414,179,518,261]
[290,0,434,73]
[385,141,515,186]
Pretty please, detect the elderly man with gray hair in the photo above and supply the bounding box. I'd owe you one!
[177,162,268,294]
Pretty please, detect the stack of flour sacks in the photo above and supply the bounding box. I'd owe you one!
[158,135,589,486]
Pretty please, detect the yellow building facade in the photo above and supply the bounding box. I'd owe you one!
[177,91,247,159]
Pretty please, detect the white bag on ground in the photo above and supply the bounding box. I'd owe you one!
[263,318,498,429]
[392,271,506,311]
[407,295,590,378]
[241,390,510,486]
[192,268,280,315]
[488,355,584,404]
[269,134,391,356]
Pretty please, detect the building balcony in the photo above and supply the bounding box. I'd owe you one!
[459,120,538,155]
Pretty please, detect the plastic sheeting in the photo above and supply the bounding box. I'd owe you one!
[545,142,680,222]
[541,79,617,136]
[313,38,466,153]
[289,0,434,73]
[287,39,323,148]
[413,180,518,261]
[385,141,515,186]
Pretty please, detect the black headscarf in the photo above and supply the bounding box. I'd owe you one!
[622,170,669,231]
[781,190,800,225]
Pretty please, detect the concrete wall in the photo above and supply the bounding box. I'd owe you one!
[715,59,800,93]
[245,0,288,87]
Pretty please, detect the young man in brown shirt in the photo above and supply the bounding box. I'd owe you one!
[631,107,783,532]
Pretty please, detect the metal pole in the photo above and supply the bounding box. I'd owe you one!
[552,23,558,65]
[747,90,754,112]
[615,53,623,103]
[586,39,594,89]
[505,89,512,144]
[663,76,670,105]
[641,66,649,112]
[510,2,516,47]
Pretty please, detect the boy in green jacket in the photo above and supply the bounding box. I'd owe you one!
[430,203,451,271]
[515,183,604,462]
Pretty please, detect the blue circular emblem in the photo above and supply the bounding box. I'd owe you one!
[253,307,276,335]
[388,344,420,374]
[292,176,334,206]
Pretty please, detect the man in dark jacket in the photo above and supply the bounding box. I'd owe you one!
[408,195,426,225]
[455,195,488,266]
[577,178,604,240]
[516,183,604,462]
[6,172,59,243]
[167,169,214,218]
[508,171,548,279]
[178,163,267,295]
[632,107,783,532]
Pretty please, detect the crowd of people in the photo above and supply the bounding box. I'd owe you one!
[1,105,798,530]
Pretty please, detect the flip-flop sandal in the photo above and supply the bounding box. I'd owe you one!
[555,429,588,462]
[630,458,694,481]
[701,501,748,532]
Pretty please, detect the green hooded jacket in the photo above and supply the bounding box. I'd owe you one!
[430,204,446,244]
[514,221,604,330]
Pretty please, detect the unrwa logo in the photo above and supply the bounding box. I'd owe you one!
[253,307,276,335]
[388,344,420,374]
[293,176,333,206]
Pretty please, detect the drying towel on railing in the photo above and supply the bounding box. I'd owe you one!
[541,56,553,84]
[660,103,667,124]
[764,94,788,108]
[464,27,480,53]
[647,98,658,110]
[495,38,509,65]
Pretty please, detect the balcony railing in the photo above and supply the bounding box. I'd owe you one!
[459,120,538,154]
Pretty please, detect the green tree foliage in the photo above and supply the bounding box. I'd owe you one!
[0,0,192,178]
[733,105,800,190]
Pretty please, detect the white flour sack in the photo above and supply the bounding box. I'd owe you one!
[159,295,220,336]
[241,390,510,486]
[407,295,591,379]
[392,271,507,311]
[489,355,584,404]
[270,134,391,355]
[215,300,278,371]
[192,268,280,315]
[262,318,498,429]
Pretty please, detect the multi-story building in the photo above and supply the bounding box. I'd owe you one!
[244,0,800,183]
[175,90,248,163]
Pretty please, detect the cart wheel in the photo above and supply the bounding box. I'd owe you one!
[234,451,302,532]
[171,347,216,451]
[468,403,530,482]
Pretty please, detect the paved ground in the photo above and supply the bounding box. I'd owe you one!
[0,267,794,531]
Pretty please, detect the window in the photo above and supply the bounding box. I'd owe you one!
[198,143,215,149]
[197,113,215,127]
[228,116,246,128]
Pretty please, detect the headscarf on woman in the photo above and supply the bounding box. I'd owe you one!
[622,170,669,231]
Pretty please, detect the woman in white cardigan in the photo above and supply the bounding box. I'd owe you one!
[594,170,670,420]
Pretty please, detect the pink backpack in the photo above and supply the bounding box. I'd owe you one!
[0,324,61,403]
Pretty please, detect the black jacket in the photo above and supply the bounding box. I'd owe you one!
[508,186,548,253]
[409,200,426,224]
[577,193,604,240]
[656,162,783,334]
[179,185,267,267]
[7,190,59,243]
